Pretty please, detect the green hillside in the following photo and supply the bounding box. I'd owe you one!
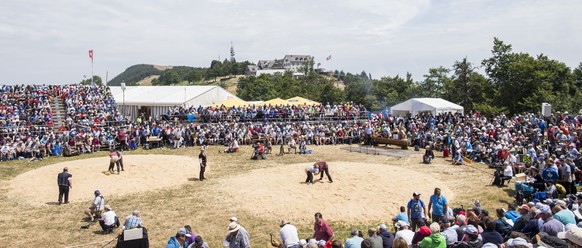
[107,64,163,86]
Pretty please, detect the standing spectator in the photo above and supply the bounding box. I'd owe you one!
[198,147,207,181]
[166,227,191,248]
[313,212,334,242]
[124,209,142,230]
[345,228,364,248]
[279,220,299,248]
[84,190,105,222]
[428,188,448,224]
[407,192,427,231]
[226,222,251,248]
[57,167,72,205]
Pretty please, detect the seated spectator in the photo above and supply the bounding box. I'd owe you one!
[452,151,464,165]
[99,205,119,234]
[423,146,435,164]
[187,236,208,248]
[166,227,191,248]
[251,141,266,160]
[288,138,297,154]
[124,209,142,230]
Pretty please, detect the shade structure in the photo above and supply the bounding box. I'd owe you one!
[285,96,319,106]
[390,98,464,116]
[213,98,249,108]
[262,98,287,106]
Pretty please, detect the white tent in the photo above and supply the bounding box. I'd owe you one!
[109,86,240,119]
[390,98,464,116]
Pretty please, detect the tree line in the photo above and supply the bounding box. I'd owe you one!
[237,38,582,115]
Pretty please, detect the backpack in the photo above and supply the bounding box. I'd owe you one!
[556,183,566,195]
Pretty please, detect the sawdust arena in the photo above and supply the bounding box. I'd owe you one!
[8,154,453,222]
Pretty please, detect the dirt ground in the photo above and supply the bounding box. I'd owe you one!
[8,155,197,206]
[8,155,452,221]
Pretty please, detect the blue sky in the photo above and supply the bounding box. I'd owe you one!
[0,0,580,84]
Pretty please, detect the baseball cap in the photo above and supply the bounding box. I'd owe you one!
[229,216,238,222]
[413,192,421,196]
[518,204,531,212]
[378,224,388,230]
[94,190,101,195]
[535,205,552,217]
[395,220,410,228]
[464,225,478,235]
[556,200,567,208]
[194,236,204,244]
[178,227,192,237]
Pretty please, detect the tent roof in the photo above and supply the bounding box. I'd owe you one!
[262,98,287,105]
[285,96,320,105]
[391,98,464,114]
[109,86,239,106]
[213,98,249,108]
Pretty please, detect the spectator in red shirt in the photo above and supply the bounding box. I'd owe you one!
[313,212,334,242]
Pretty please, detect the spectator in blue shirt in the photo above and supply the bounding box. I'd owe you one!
[428,188,448,224]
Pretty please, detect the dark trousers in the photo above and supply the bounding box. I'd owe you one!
[118,158,124,172]
[500,176,512,186]
[563,181,572,195]
[58,185,69,204]
[411,218,425,232]
[109,159,124,173]
[199,164,206,181]
[319,168,333,182]
[306,171,314,184]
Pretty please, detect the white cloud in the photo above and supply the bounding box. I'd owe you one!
[0,0,580,84]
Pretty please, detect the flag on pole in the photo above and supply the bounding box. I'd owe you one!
[326,55,332,61]
[89,50,94,61]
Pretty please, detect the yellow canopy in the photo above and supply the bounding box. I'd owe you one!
[285,96,320,106]
[213,98,249,108]
[262,98,288,106]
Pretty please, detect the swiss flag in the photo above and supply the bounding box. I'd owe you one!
[89,50,94,61]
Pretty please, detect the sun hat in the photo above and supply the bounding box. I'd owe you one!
[558,226,582,246]
[227,222,240,233]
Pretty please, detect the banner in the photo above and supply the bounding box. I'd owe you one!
[89,50,94,61]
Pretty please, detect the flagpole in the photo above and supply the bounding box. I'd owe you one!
[91,55,94,85]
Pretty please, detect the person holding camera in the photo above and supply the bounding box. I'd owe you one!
[84,190,105,222]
